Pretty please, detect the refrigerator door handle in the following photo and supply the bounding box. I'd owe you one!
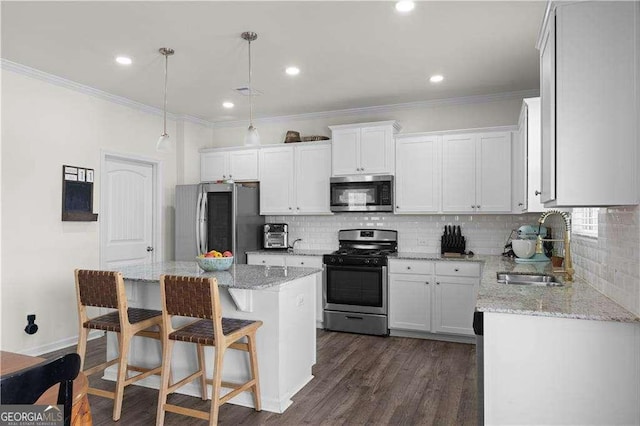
[196,185,203,255]
[200,188,208,254]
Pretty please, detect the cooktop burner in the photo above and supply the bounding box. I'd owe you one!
[323,229,398,267]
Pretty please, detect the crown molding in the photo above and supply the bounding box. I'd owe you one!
[213,88,540,128]
[2,59,537,131]
[0,59,215,128]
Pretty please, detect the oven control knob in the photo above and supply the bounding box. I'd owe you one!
[338,258,344,264]
[364,259,370,264]
[373,259,378,265]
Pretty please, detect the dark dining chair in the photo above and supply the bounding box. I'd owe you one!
[0,352,81,426]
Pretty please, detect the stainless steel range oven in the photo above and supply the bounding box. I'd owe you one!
[323,229,397,336]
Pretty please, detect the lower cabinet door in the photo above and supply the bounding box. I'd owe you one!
[246,254,285,267]
[285,255,324,326]
[433,277,478,335]
[388,274,432,332]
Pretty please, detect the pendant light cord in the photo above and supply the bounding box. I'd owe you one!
[163,52,168,135]
[248,38,253,127]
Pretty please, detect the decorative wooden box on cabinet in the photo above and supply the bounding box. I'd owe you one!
[329,121,400,176]
[258,142,331,215]
[537,1,639,207]
[200,147,258,182]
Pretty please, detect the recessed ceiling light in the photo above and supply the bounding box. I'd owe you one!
[285,66,300,76]
[115,56,132,65]
[395,1,415,13]
[222,102,234,109]
[429,74,444,83]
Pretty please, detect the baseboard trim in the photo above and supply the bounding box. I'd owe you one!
[389,329,476,344]
[21,330,104,357]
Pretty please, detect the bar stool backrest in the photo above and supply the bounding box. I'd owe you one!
[75,269,129,328]
[160,275,224,343]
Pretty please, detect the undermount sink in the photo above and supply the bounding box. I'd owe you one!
[496,272,563,287]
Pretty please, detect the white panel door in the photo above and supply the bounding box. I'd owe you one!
[331,128,360,176]
[259,147,295,214]
[228,149,258,181]
[103,157,154,270]
[395,136,440,213]
[295,144,331,214]
[477,132,512,213]
[433,277,477,336]
[442,134,476,212]
[201,151,227,182]
[388,274,432,332]
[359,126,390,174]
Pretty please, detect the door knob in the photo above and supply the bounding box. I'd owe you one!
[535,190,541,195]
[146,246,154,252]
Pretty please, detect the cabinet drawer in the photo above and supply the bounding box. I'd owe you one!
[285,255,323,268]
[246,254,285,267]
[435,262,480,277]
[388,260,433,275]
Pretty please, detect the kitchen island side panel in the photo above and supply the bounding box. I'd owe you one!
[104,274,317,414]
[484,312,640,425]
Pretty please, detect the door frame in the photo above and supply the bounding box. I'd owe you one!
[99,150,164,268]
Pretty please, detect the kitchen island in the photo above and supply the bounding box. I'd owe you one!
[102,261,321,413]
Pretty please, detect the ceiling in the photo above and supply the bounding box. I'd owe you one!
[1,1,546,124]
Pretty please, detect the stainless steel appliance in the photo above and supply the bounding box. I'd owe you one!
[175,183,264,263]
[329,175,393,212]
[323,229,398,335]
[263,223,288,249]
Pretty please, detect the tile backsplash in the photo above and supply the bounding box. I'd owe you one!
[267,213,542,255]
[572,206,640,316]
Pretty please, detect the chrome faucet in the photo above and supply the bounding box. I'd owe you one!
[288,238,303,253]
[535,210,574,281]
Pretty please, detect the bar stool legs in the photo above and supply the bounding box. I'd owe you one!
[247,332,261,412]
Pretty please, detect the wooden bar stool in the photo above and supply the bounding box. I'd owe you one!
[156,275,262,426]
[74,269,164,421]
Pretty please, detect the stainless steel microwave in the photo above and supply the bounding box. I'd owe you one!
[330,175,394,212]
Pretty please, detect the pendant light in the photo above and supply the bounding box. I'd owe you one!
[156,47,175,152]
[242,31,260,146]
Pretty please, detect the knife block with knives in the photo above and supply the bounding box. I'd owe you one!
[441,225,466,255]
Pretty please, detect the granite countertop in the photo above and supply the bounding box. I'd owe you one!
[390,252,485,262]
[246,249,331,257]
[476,256,639,323]
[118,261,322,290]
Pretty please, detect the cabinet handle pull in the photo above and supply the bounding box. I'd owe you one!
[262,260,265,263]
[436,282,440,285]
[361,168,365,171]
[535,190,541,196]
[454,268,459,272]
[426,281,429,285]
[296,207,300,210]
[223,175,226,178]
[476,205,481,209]
[288,207,292,210]
[518,202,523,206]
[407,266,411,270]
[471,205,475,209]
[301,262,304,265]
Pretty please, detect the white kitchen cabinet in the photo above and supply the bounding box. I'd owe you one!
[395,135,441,213]
[513,98,545,213]
[329,121,400,176]
[258,142,331,215]
[537,1,639,206]
[200,148,258,182]
[433,262,480,336]
[442,131,511,213]
[247,253,325,328]
[388,259,479,338]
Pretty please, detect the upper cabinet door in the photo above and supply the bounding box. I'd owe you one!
[395,136,441,213]
[539,12,556,204]
[477,133,512,213]
[331,128,360,176]
[295,144,331,214]
[442,134,476,213]
[201,152,227,182]
[228,149,258,181]
[259,147,295,215]
[359,126,392,174]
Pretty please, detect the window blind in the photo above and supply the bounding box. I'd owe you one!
[572,208,599,238]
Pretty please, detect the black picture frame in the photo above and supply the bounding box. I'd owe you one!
[62,165,98,221]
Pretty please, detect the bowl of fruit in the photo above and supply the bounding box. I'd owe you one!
[196,250,234,271]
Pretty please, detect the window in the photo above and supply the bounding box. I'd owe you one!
[572,208,599,238]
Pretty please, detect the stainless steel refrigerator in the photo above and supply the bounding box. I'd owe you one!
[175,183,264,263]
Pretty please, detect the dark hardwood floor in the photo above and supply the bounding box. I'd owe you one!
[42,330,477,425]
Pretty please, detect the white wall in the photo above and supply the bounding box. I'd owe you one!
[0,69,211,353]
[208,96,524,147]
